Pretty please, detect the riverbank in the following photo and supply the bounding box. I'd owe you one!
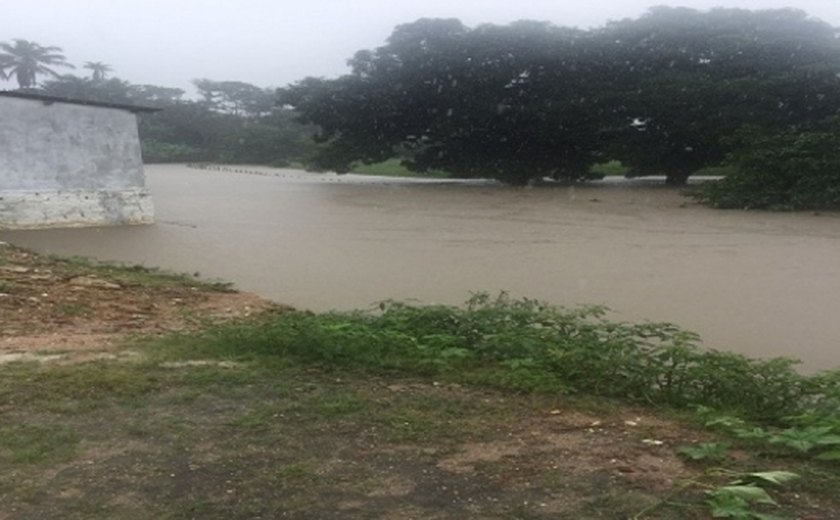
[1,243,838,519]
[2,164,839,371]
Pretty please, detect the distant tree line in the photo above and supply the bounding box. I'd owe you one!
[0,41,316,166]
[3,6,840,209]
[279,7,840,208]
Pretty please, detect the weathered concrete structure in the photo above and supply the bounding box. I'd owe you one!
[0,91,157,229]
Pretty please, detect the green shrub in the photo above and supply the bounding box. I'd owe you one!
[187,293,839,424]
[693,119,840,210]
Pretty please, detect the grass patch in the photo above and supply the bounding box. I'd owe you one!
[590,160,630,177]
[174,293,836,424]
[47,254,233,292]
[350,158,450,178]
[2,242,839,518]
[0,425,78,465]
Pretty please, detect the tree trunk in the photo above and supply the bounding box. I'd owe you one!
[665,171,691,186]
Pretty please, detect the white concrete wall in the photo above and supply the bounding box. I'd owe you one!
[0,96,154,229]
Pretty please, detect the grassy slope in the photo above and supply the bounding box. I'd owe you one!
[1,250,838,519]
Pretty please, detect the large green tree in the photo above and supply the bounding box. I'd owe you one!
[693,117,840,209]
[0,39,74,89]
[280,19,609,184]
[600,7,840,184]
[281,9,840,185]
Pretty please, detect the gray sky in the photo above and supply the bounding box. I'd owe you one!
[2,0,839,94]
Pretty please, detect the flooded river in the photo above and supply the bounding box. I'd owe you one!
[3,164,839,372]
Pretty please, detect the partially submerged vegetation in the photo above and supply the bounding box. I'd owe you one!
[692,119,840,211]
[2,244,839,518]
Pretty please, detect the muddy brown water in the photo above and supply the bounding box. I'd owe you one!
[3,164,839,372]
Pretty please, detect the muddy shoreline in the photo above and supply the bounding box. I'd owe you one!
[3,164,839,372]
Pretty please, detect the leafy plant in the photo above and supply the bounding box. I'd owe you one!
[180,292,840,427]
[698,405,840,462]
[677,442,730,461]
[768,426,840,454]
[693,118,840,210]
[706,471,799,520]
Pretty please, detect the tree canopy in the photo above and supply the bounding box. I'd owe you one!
[0,39,74,89]
[279,7,840,185]
[193,79,275,117]
[83,61,112,82]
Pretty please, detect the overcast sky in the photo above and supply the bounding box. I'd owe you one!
[2,0,839,94]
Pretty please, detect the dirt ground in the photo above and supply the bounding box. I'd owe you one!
[1,241,837,519]
[0,241,275,364]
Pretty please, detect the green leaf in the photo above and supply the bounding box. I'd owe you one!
[707,492,751,518]
[677,442,729,461]
[815,450,840,461]
[716,485,777,505]
[706,416,746,429]
[733,427,770,440]
[750,514,785,520]
[739,471,799,486]
[815,434,840,445]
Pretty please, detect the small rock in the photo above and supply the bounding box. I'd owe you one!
[68,276,121,289]
[0,265,31,274]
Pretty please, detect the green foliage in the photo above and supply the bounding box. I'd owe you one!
[590,160,629,177]
[0,425,78,464]
[603,8,840,185]
[349,158,449,178]
[677,442,730,461]
[37,73,317,167]
[180,293,839,425]
[217,113,318,166]
[693,119,840,210]
[698,403,840,463]
[281,8,840,185]
[706,487,779,519]
[0,39,74,88]
[193,79,274,117]
[141,140,205,163]
[768,426,840,454]
[704,471,799,519]
[280,19,615,184]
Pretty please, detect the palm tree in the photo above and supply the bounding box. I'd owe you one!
[83,61,112,82]
[0,39,74,89]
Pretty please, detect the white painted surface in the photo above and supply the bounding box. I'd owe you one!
[0,95,154,229]
[0,188,153,229]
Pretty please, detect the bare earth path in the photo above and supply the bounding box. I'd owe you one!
[2,164,839,372]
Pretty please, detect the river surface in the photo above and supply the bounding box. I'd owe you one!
[3,164,839,372]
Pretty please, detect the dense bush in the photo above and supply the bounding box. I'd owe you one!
[693,120,840,210]
[182,293,839,423]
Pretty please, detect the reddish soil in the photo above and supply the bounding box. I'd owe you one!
[0,242,278,362]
